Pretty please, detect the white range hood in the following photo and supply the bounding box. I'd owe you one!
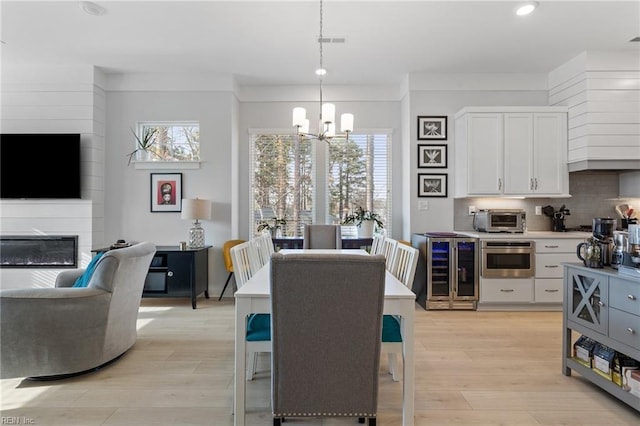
[548,50,640,172]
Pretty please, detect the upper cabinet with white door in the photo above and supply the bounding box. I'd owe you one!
[454,107,569,198]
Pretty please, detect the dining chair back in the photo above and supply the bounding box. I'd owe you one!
[253,232,275,267]
[390,243,419,288]
[382,242,419,382]
[219,239,246,300]
[270,252,386,425]
[380,237,398,270]
[230,241,261,289]
[302,224,342,249]
[230,239,271,380]
[370,234,385,255]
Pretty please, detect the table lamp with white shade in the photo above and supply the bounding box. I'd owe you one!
[181,198,211,248]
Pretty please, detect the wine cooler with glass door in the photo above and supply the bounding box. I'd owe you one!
[411,233,479,310]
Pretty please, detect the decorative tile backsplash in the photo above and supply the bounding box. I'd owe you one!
[454,171,640,232]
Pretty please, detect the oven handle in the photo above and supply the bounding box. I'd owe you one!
[482,248,533,255]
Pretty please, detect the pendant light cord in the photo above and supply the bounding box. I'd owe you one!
[318,0,324,123]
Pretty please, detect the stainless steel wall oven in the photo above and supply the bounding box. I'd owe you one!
[481,240,534,278]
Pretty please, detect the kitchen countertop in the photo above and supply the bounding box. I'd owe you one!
[455,231,591,239]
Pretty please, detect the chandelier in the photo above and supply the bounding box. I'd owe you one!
[292,0,354,142]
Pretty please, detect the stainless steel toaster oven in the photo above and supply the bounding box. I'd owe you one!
[473,209,526,233]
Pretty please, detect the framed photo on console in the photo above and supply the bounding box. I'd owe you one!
[417,116,447,140]
[418,173,447,197]
[150,173,182,212]
[418,144,447,168]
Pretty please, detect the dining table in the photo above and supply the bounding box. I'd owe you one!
[233,249,416,425]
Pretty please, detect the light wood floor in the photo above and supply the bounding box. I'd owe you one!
[1,297,639,425]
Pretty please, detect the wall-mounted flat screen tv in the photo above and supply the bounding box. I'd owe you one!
[0,133,82,199]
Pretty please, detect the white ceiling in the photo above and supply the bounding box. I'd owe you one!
[1,0,639,87]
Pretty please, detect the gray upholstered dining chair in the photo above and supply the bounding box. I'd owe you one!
[270,252,386,425]
[302,224,342,249]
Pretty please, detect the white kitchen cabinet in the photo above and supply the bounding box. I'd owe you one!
[504,112,568,195]
[456,112,504,195]
[480,277,533,303]
[454,107,569,198]
[534,238,584,304]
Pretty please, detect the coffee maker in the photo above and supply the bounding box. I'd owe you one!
[619,224,640,277]
[592,217,616,266]
[611,230,628,269]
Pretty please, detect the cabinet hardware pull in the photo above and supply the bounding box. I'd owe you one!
[628,294,637,300]
[627,328,635,334]
[545,289,559,292]
[534,178,538,190]
[530,178,534,190]
[167,271,174,277]
[498,178,502,190]
[545,265,559,268]
[545,245,559,248]
[598,301,604,307]
[500,289,514,292]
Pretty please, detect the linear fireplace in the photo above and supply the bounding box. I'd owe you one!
[0,235,78,268]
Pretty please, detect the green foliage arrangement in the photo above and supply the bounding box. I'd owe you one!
[342,206,384,229]
[126,127,159,165]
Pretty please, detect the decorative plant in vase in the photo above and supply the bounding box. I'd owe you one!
[126,127,159,165]
[342,206,384,237]
[256,217,287,237]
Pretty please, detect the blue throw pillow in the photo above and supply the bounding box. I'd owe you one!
[72,252,105,288]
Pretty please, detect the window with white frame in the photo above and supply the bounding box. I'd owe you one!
[136,122,200,161]
[328,133,391,230]
[250,132,391,237]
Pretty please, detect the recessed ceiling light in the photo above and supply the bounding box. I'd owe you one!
[79,1,106,17]
[315,68,327,76]
[516,1,539,16]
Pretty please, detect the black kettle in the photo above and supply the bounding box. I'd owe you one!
[576,237,603,268]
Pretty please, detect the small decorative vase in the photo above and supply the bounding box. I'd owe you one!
[136,149,152,162]
[357,221,374,238]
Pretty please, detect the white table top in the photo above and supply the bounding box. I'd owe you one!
[235,251,415,302]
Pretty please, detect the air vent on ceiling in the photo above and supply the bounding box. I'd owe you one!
[630,36,640,42]
[317,37,346,44]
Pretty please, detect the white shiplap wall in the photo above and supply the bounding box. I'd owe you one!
[547,51,640,171]
[0,65,105,289]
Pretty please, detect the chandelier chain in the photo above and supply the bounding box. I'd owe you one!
[318,0,324,115]
[292,0,353,142]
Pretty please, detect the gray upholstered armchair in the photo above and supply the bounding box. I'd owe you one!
[0,242,156,379]
[302,224,342,249]
[270,252,386,425]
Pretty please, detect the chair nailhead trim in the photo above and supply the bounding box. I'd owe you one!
[273,412,376,417]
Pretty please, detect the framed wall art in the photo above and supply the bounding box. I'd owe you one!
[417,116,448,140]
[150,173,183,212]
[418,144,447,168]
[418,173,447,197]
